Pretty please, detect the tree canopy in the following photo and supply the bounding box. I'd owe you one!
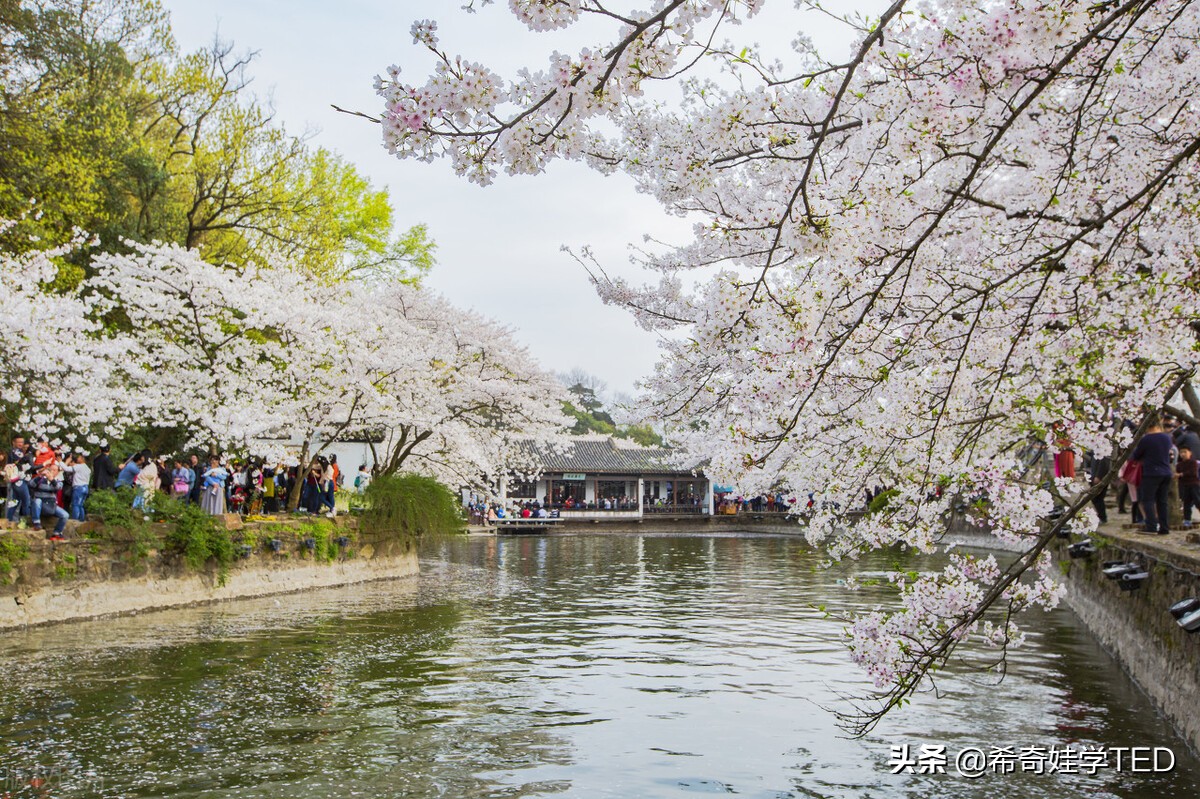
[557,370,663,445]
[0,0,434,284]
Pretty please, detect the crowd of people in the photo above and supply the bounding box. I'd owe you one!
[3,435,373,539]
[1,437,94,538]
[1092,413,1200,536]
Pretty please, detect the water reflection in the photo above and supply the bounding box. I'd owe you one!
[0,533,1194,798]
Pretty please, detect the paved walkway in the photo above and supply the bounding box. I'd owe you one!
[1096,516,1200,568]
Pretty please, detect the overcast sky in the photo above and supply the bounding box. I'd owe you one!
[160,0,881,397]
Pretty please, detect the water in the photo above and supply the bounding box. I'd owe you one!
[0,532,1195,797]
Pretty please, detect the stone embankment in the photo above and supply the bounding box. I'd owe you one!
[1053,521,1200,755]
[0,516,418,631]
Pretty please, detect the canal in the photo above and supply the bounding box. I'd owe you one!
[0,533,1195,797]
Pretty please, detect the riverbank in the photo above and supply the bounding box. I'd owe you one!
[1053,518,1200,755]
[0,516,418,630]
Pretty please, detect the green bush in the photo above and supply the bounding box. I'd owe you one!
[85,487,143,530]
[298,519,339,562]
[361,474,464,539]
[88,488,187,528]
[85,488,172,562]
[148,491,187,520]
[164,503,234,576]
[867,488,900,516]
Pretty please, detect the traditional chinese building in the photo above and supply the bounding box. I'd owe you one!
[503,435,712,519]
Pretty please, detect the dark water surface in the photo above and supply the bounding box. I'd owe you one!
[0,533,1195,797]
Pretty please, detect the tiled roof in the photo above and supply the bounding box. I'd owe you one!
[518,436,695,476]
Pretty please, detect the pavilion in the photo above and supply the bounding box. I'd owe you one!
[503,435,712,519]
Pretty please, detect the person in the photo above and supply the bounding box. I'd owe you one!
[1174,422,1200,458]
[58,449,73,513]
[330,454,342,491]
[246,461,264,515]
[1053,426,1076,478]
[320,457,337,517]
[115,452,143,489]
[31,438,54,471]
[133,456,160,511]
[229,461,245,500]
[6,437,32,524]
[155,457,171,497]
[29,464,68,539]
[282,466,296,510]
[1086,452,1111,524]
[354,464,371,494]
[184,454,201,504]
[302,458,323,514]
[66,453,91,521]
[262,463,277,513]
[1178,446,1200,528]
[1131,416,1175,535]
[92,445,118,491]
[171,460,192,500]
[200,458,228,516]
[1119,457,1143,524]
[0,452,10,523]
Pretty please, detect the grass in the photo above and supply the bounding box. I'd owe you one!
[54,553,77,580]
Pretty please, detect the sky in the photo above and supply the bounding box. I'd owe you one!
[159,0,881,397]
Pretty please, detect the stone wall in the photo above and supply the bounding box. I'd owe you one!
[0,524,418,631]
[1053,529,1200,754]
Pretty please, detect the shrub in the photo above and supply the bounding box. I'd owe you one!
[867,488,900,516]
[84,487,168,562]
[85,487,143,530]
[148,492,187,520]
[361,474,463,538]
[164,503,234,577]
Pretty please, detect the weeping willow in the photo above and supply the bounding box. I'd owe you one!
[360,474,463,539]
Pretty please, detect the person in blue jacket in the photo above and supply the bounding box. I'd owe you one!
[1131,415,1176,535]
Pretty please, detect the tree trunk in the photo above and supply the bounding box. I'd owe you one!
[1183,380,1200,420]
[287,439,310,511]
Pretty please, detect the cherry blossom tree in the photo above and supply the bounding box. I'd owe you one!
[348,283,570,490]
[0,224,133,445]
[83,240,568,504]
[86,242,328,455]
[375,0,1200,732]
